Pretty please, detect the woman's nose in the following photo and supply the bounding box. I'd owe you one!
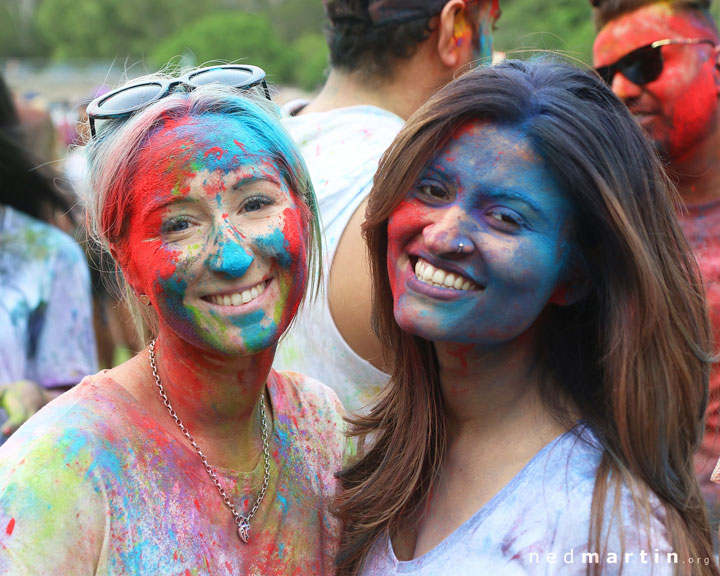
[422,205,475,256]
[207,224,254,278]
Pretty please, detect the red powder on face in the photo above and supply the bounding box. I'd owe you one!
[281,206,307,260]
[386,199,429,296]
[204,147,224,160]
[593,5,719,160]
[5,518,15,536]
[279,205,309,328]
[117,123,199,292]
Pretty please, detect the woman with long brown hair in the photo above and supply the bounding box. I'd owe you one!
[337,59,717,574]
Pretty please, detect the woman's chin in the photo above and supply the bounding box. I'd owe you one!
[394,309,445,342]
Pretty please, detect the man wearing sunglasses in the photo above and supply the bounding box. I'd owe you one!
[592,0,720,542]
[274,0,500,412]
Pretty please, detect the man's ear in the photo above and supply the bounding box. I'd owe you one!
[713,44,720,95]
[436,0,471,70]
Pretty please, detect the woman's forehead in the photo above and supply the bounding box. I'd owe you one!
[137,113,278,175]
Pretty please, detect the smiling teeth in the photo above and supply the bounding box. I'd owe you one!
[209,281,266,307]
[414,258,479,291]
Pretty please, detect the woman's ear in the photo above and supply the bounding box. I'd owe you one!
[549,271,591,307]
[109,242,141,295]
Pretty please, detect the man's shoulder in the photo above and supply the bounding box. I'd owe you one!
[282,104,404,151]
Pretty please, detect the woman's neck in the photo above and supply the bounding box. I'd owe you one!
[146,329,274,470]
[436,336,558,434]
[396,337,572,561]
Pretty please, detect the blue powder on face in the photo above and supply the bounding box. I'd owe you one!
[229,309,278,351]
[210,239,254,278]
[256,228,292,268]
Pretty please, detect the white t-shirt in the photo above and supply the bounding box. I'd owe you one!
[362,424,676,575]
[274,103,404,413]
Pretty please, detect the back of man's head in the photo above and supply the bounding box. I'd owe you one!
[590,0,717,31]
[324,0,453,78]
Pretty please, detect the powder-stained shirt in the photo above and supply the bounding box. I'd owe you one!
[0,369,345,575]
[0,204,96,388]
[678,200,720,534]
[273,103,404,413]
[361,424,675,575]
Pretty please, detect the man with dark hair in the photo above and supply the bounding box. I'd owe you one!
[592,0,720,535]
[274,0,500,412]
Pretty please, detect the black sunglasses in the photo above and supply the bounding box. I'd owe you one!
[595,37,715,87]
[87,64,271,138]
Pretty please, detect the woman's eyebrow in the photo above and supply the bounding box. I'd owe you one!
[479,188,551,224]
[140,194,200,217]
[420,165,448,180]
[232,173,281,190]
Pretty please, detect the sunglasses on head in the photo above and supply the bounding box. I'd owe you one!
[87,64,270,138]
[595,37,715,87]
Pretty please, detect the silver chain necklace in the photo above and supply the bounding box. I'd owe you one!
[149,338,271,544]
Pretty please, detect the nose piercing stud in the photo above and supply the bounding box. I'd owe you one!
[456,241,464,254]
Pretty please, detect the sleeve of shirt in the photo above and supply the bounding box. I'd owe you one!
[29,235,97,388]
[0,422,108,574]
[551,482,675,575]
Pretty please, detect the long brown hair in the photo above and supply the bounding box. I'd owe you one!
[336,59,716,575]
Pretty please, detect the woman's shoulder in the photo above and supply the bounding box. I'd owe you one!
[0,371,141,472]
[528,424,666,515]
[269,369,346,465]
[375,425,671,574]
[0,372,133,574]
[270,368,345,423]
[509,424,671,559]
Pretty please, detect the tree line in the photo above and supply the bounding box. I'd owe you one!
[2,0,719,90]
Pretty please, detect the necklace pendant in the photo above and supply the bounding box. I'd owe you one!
[237,518,250,543]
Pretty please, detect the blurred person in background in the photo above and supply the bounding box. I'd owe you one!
[274,0,501,413]
[14,94,59,175]
[591,0,720,540]
[64,88,143,369]
[0,72,97,440]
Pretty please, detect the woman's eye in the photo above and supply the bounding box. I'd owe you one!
[243,196,273,213]
[162,217,191,234]
[415,183,450,203]
[488,209,523,228]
